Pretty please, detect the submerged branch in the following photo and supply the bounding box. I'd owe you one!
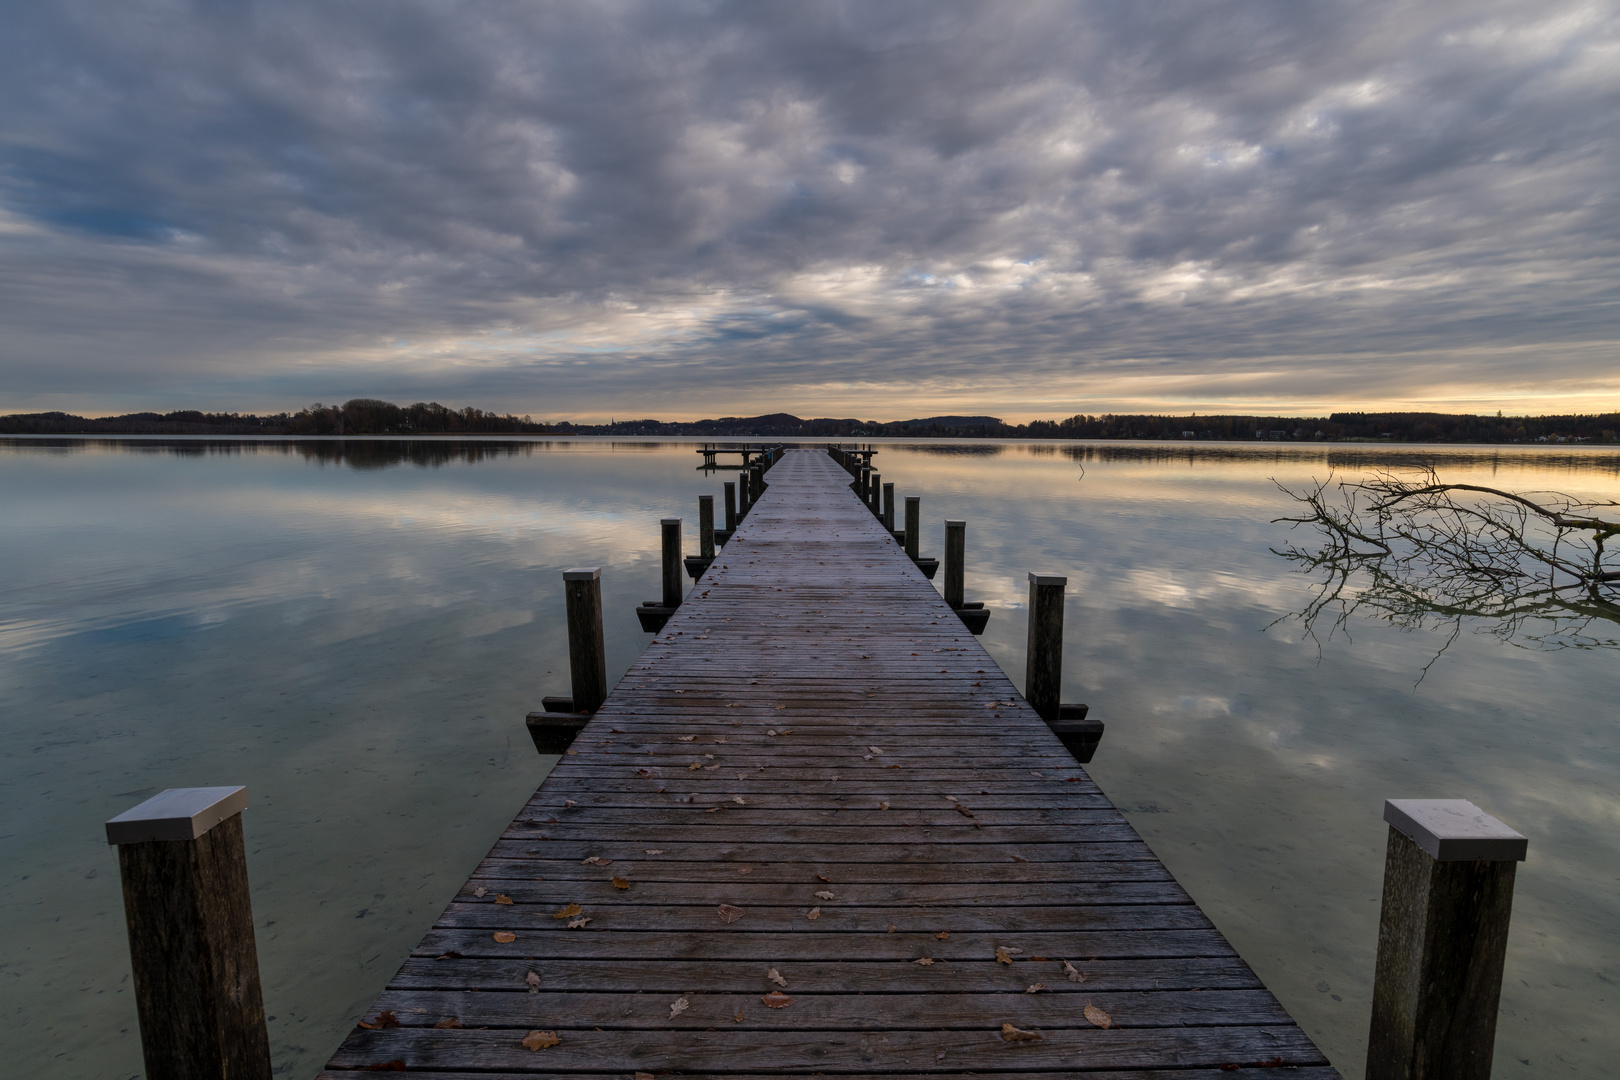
[1271,467,1620,669]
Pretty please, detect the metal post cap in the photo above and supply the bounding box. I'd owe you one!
[563,567,602,581]
[107,786,248,845]
[1384,799,1527,862]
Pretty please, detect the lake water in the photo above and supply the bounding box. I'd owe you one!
[1,437,1615,1078]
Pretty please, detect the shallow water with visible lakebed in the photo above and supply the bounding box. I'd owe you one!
[1,437,1614,1078]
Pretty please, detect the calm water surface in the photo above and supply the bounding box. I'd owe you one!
[1,438,1615,1078]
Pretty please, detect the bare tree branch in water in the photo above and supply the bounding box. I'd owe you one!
[1271,467,1620,673]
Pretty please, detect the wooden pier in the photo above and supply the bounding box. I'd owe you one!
[319,449,1338,1077]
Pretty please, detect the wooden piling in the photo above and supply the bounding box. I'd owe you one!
[943,519,966,609]
[904,496,921,559]
[724,481,738,531]
[563,566,607,714]
[882,482,895,532]
[1024,573,1066,723]
[1367,800,1527,1080]
[698,495,715,558]
[868,472,882,516]
[661,518,683,609]
[106,787,272,1080]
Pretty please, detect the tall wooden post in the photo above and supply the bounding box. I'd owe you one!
[882,483,895,532]
[724,481,737,531]
[1024,573,1066,723]
[751,464,764,501]
[868,472,881,515]
[1367,800,1527,1080]
[661,518,683,609]
[860,466,871,503]
[107,787,272,1080]
[944,520,966,608]
[739,473,752,517]
[905,497,921,559]
[698,495,715,558]
[564,566,607,713]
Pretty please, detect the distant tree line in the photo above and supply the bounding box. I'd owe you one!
[2,402,1616,443]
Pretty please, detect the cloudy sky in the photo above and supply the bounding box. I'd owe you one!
[1,1,1616,421]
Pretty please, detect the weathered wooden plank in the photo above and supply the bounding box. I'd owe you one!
[326,1025,1331,1072]
[470,859,1172,884]
[386,955,1263,992]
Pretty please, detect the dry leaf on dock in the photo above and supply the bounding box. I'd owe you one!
[806,906,821,920]
[814,890,835,900]
[473,886,487,898]
[552,902,583,919]
[521,1030,560,1050]
[1083,1003,1112,1029]
[717,904,745,923]
[492,931,516,943]
[999,1023,1042,1043]
[767,967,788,987]
[762,991,793,1009]
[995,947,1014,965]
[581,856,611,866]
[434,1016,462,1028]
[669,997,689,1019]
[611,876,631,889]
[566,916,591,929]
[914,957,935,966]
[525,970,541,991]
[494,893,513,905]
[1026,983,1046,993]
[1063,960,1085,983]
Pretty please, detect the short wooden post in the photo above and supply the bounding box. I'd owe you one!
[859,466,871,503]
[868,472,881,515]
[751,464,764,501]
[698,496,715,558]
[944,520,966,608]
[106,787,272,1080]
[564,566,607,713]
[1024,573,1066,723]
[661,518,683,608]
[904,497,921,559]
[1367,800,1527,1080]
[882,483,895,532]
[739,473,752,516]
[723,481,738,531]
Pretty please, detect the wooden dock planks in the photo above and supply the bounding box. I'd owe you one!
[321,449,1338,1077]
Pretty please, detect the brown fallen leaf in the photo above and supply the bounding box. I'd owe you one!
[1029,956,1048,962]
[669,997,690,1019]
[767,967,788,987]
[521,1029,560,1050]
[816,873,832,882]
[525,970,541,991]
[914,957,935,966]
[611,876,631,889]
[732,795,746,804]
[704,806,720,812]
[1026,983,1046,993]
[868,746,884,754]
[806,906,820,920]
[552,902,583,919]
[814,890,835,900]
[879,801,891,810]
[637,1073,656,1080]
[636,768,653,777]
[1000,1022,1042,1042]
[936,931,950,940]
[676,734,695,742]
[1010,855,1029,863]
[737,866,751,875]
[717,904,745,923]
[434,1016,463,1028]
[955,804,976,818]
[473,886,488,897]
[688,762,702,771]
[995,947,1014,965]
[495,893,514,905]
[567,916,591,929]
[493,931,517,943]
[1063,959,1085,983]
[1083,1003,1112,1029]
[581,856,612,866]
[762,991,793,1008]
[435,950,463,960]
[887,923,898,933]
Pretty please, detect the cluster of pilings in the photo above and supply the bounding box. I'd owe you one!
[829,445,1000,634]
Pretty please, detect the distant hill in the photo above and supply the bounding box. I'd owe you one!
[2,402,1616,443]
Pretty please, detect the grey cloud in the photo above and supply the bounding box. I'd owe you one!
[0,0,1615,416]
